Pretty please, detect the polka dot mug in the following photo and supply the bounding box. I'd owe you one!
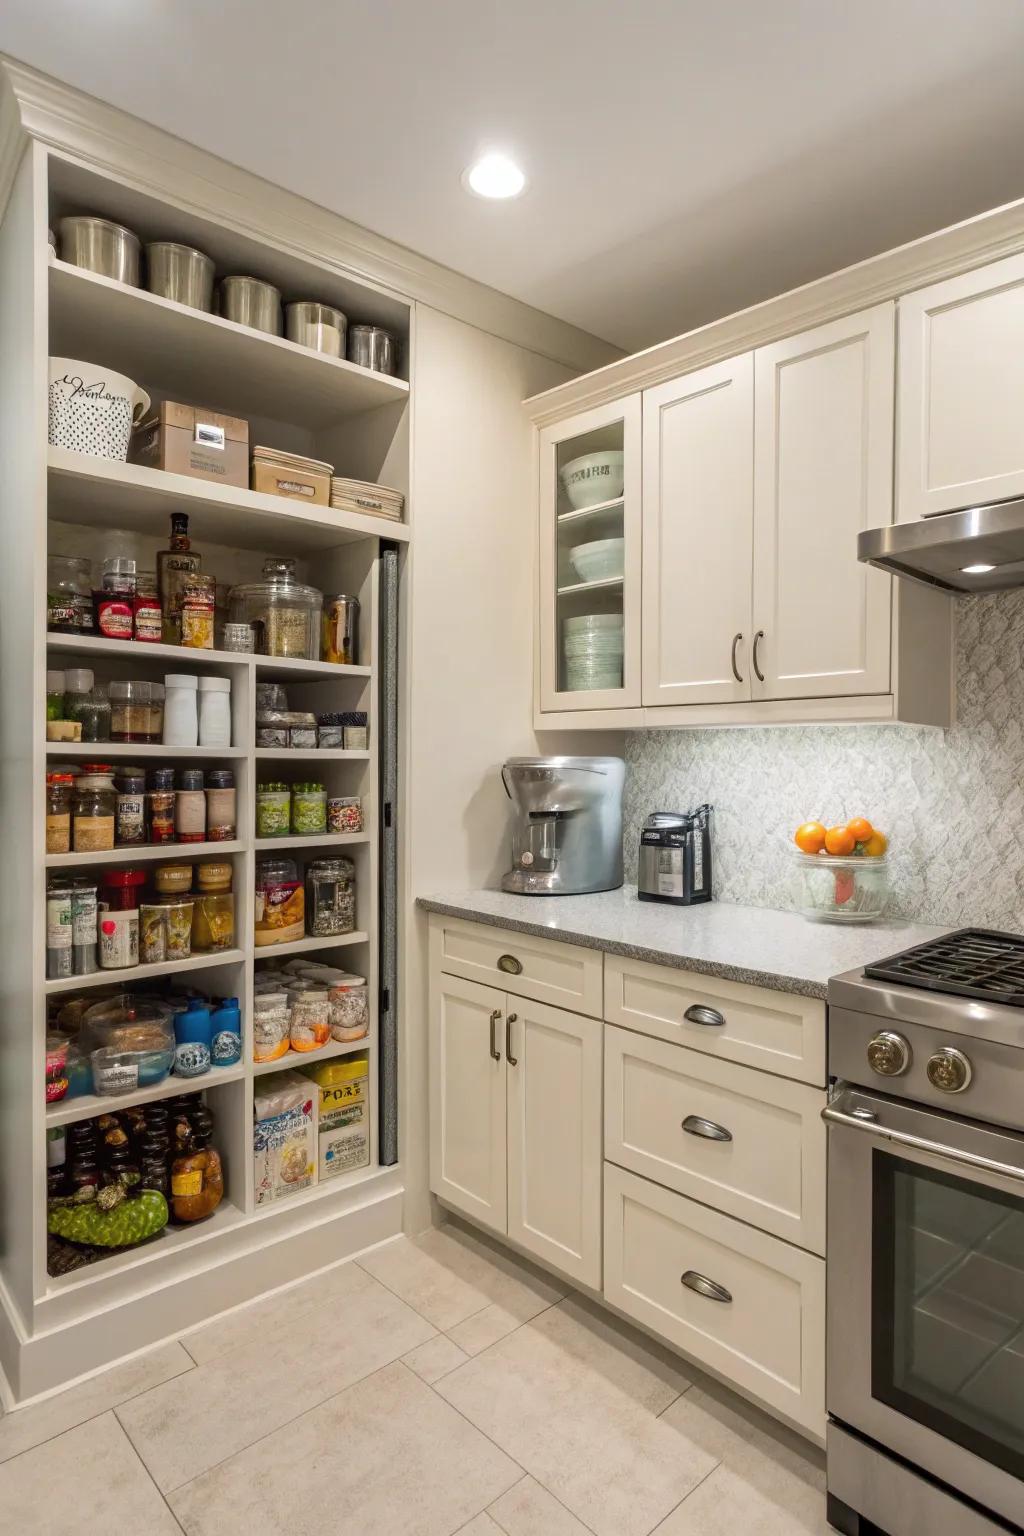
[48,356,150,462]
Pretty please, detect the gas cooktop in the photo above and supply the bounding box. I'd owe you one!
[863,927,1024,1006]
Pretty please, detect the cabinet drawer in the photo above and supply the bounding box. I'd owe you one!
[604,1026,825,1253]
[604,1164,825,1438]
[604,953,825,1085]
[429,915,602,1019]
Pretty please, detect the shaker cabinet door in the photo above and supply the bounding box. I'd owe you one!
[429,973,507,1234]
[641,356,754,707]
[506,998,603,1288]
[752,304,893,700]
[898,251,1024,520]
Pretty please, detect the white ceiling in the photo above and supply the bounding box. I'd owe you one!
[4,0,1024,352]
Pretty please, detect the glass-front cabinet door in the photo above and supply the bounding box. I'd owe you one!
[537,395,641,713]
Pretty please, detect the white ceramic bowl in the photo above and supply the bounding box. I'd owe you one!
[568,537,625,584]
[560,451,625,510]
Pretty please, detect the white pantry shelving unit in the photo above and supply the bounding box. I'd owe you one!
[0,136,412,1401]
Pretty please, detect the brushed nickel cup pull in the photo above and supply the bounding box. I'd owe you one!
[682,1115,733,1142]
[497,954,523,976]
[752,629,765,683]
[506,1012,518,1066]
[730,632,744,684]
[681,1270,733,1304]
[683,1004,725,1028]
[489,1008,502,1062]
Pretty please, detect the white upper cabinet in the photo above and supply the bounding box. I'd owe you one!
[538,396,642,713]
[642,357,754,707]
[897,252,1024,520]
[751,305,894,700]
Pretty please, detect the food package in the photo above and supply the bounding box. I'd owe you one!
[304,1054,369,1180]
[253,1072,317,1205]
[131,401,249,488]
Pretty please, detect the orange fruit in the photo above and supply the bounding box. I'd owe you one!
[794,821,826,855]
[824,825,856,856]
[862,830,888,857]
[846,817,873,843]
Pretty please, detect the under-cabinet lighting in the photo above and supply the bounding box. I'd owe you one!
[961,563,995,574]
[463,153,526,199]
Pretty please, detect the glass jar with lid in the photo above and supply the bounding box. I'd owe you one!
[191,860,235,952]
[291,782,326,835]
[256,782,290,838]
[228,559,323,659]
[305,857,356,937]
[110,680,156,743]
[255,856,304,946]
[64,669,111,743]
[46,772,75,854]
[47,554,94,634]
[72,767,116,853]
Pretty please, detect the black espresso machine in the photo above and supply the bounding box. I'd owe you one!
[637,807,713,905]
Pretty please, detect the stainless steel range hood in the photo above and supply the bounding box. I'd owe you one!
[858,497,1024,593]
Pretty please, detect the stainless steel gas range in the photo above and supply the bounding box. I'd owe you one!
[824,929,1024,1536]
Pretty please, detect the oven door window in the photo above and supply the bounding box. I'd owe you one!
[873,1151,1024,1481]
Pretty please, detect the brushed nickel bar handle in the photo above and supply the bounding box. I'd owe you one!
[730,632,743,683]
[683,1114,733,1142]
[506,1012,518,1067]
[681,1270,733,1304]
[489,1008,502,1062]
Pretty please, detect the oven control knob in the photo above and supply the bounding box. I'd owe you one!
[926,1047,972,1093]
[867,1030,911,1076]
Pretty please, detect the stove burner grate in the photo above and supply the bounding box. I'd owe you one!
[864,927,1024,1004]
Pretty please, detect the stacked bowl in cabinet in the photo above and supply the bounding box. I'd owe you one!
[562,613,624,691]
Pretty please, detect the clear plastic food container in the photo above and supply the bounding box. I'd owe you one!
[793,852,889,922]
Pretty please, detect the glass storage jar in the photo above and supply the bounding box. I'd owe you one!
[328,975,369,1041]
[133,569,162,642]
[94,557,137,640]
[291,782,327,835]
[191,861,235,952]
[110,681,155,743]
[253,991,291,1061]
[205,770,236,840]
[256,783,291,837]
[72,768,116,853]
[80,994,175,1093]
[228,558,323,659]
[46,772,74,854]
[255,856,304,946]
[792,851,890,923]
[46,670,66,721]
[289,988,331,1052]
[47,555,94,634]
[65,669,111,743]
[305,857,356,937]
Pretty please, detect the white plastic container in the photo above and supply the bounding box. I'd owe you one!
[197,675,232,747]
[163,673,199,746]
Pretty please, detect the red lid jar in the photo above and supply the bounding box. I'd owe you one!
[99,867,147,911]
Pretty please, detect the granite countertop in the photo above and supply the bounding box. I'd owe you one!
[416,886,949,999]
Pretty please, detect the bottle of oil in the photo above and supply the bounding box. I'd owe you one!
[157,512,201,644]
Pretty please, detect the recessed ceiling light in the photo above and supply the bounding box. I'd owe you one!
[961,563,995,575]
[463,153,526,200]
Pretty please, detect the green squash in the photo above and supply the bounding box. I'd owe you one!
[48,1188,169,1248]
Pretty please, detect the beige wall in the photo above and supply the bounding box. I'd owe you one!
[403,306,620,1230]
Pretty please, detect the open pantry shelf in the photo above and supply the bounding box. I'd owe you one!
[251,1035,372,1077]
[46,1198,248,1296]
[47,631,372,680]
[46,840,245,868]
[254,748,370,762]
[46,1062,247,1127]
[46,742,248,761]
[49,259,409,426]
[255,931,369,959]
[45,948,246,994]
[48,447,411,555]
[253,833,369,851]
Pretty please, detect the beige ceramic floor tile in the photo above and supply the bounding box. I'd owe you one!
[0,1341,192,1465]
[169,1360,522,1536]
[437,1295,708,1536]
[654,1383,828,1534]
[0,1411,181,1534]
[118,1264,434,1491]
[402,1333,471,1384]
[489,1474,593,1534]
[448,1302,530,1356]
[358,1223,565,1331]
[457,1517,505,1535]
[182,1254,366,1366]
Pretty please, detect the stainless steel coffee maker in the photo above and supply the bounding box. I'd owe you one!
[500,756,625,895]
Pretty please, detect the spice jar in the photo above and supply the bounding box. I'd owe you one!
[256,782,290,838]
[176,769,206,842]
[329,975,369,1041]
[46,670,66,722]
[191,861,235,952]
[163,674,199,747]
[305,857,356,937]
[47,554,94,634]
[115,769,147,845]
[291,782,326,835]
[99,867,147,911]
[94,557,137,640]
[65,669,111,743]
[180,573,216,649]
[253,991,290,1061]
[147,766,176,844]
[289,988,331,1052]
[46,883,74,980]
[328,796,362,834]
[110,680,155,743]
[203,769,236,840]
[255,856,304,946]
[46,771,74,854]
[72,767,116,852]
[133,570,162,643]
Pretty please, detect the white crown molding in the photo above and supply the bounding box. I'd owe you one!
[524,194,1024,424]
[0,54,620,376]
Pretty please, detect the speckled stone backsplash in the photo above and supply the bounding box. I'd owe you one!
[624,590,1024,930]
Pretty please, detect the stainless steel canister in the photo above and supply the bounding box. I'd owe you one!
[218,275,283,335]
[347,324,397,375]
[58,217,141,286]
[285,301,348,357]
[146,242,215,311]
